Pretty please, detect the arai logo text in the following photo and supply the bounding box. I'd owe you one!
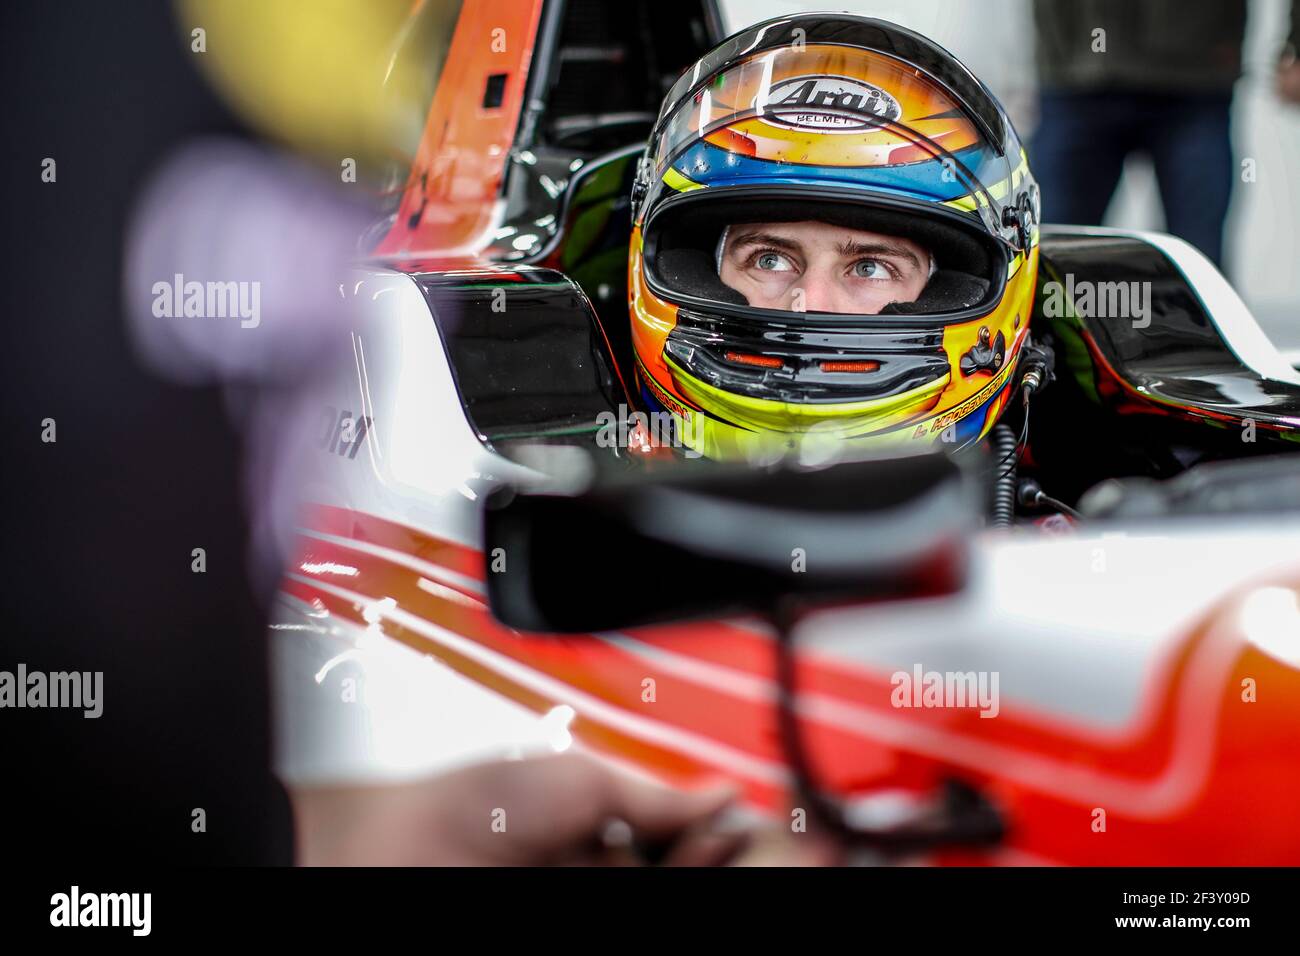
[761,74,902,132]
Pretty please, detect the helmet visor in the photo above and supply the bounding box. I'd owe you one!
[652,43,1004,225]
[657,16,1006,150]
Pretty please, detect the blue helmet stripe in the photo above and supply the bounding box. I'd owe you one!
[672,140,996,204]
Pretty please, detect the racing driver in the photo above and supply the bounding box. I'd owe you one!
[627,14,1042,463]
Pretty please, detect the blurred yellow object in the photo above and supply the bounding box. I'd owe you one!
[175,0,455,167]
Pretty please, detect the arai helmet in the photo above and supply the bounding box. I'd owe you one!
[628,14,1039,461]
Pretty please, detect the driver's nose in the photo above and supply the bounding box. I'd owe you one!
[793,274,842,314]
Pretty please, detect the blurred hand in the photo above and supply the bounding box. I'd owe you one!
[292,752,750,866]
[1277,57,1300,104]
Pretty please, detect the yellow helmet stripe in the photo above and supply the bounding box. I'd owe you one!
[662,167,703,193]
[942,151,1030,212]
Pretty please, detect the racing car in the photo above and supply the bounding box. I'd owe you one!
[270,0,1300,864]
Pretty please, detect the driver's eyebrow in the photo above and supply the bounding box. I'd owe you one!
[837,239,923,272]
[730,231,803,255]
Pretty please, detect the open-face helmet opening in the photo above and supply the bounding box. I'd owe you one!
[642,189,1008,322]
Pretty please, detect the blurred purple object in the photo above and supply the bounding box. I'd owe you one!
[124,137,375,593]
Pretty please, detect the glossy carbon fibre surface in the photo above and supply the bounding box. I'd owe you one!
[403,266,629,452]
[1024,228,1300,503]
[1038,231,1300,431]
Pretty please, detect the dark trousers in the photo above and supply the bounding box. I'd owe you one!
[1032,90,1233,267]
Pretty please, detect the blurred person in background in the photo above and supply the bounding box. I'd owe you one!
[1031,0,1300,267]
[1,0,769,868]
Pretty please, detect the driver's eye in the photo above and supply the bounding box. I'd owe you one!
[853,259,891,280]
[755,252,793,272]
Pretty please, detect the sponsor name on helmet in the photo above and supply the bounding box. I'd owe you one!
[921,340,1018,437]
[760,74,902,133]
